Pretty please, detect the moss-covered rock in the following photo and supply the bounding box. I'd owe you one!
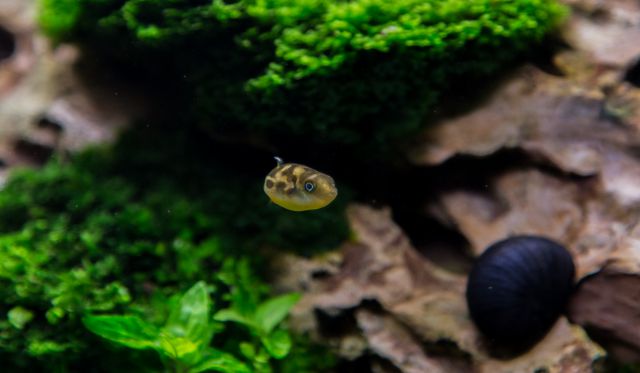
[38,0,567,154]
[0,126,348,371]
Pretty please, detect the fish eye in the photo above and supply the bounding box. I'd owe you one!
[304,182,315,192]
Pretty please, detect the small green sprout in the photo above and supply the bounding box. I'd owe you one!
[84,281,301,373]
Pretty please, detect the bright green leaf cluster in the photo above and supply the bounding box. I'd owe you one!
[0,127,347,371]
[39,0,567,154]
[84,281,274,373]
[214,266,302,368]
[84,278,302,373]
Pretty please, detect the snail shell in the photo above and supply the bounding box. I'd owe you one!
[465,236,575,356]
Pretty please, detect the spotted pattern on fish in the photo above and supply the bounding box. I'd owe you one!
[265,179,274,189]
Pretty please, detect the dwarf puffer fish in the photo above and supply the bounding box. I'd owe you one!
[264,157,337,211]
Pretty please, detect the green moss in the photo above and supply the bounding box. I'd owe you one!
[37,0,81,41]
[39,0,567,154]
[0,126,347,371]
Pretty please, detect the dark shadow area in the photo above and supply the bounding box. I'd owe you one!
[314,308,360,340]
[388,149,530,271]
[36,116,64,133]
[0,26,15,62]
[526,37,570,77]
[334,355,376,373]
[13,138,54,164]
[624,57,640,88]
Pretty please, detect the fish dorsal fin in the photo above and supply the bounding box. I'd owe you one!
[274,156,284,166]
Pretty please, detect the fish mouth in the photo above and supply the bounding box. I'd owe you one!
[328,188,338,201]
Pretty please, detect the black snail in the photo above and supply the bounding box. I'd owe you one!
[465,235,576,356]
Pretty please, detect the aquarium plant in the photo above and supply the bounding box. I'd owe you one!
[38,0,567,155]
[0,128,344,371]
[84,281,301,373]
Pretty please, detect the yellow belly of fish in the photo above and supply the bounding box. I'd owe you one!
[267,193,329,212]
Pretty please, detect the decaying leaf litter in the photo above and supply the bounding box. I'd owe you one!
[1,0,640,371]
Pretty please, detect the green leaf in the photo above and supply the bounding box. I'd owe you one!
[45,306,65,324]
[261,329,291,359]
[239,342,255,360]
[7,306,33,329]
[254,293,300,333]
[82,315,159,350]
[190,347,252,373]
[213,309,256,330]
[218,259,262,317]
[27,340,72,356]
[158,333,199,359]
[164,281,213,348]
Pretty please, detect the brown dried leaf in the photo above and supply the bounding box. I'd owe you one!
[281,205,603,372]
[553,50,619,88]
[0,0,37,97]
[604,83,640,131]
[0,0,145,180]
[407,4,640,356]
[410,66,636,175]
[411,62,640,208]
[407,2,640,359]
[477,318,604,373]
[568,269,640,362]
[561,0,640,68]
[430,165,640,278]
[291,205,464,317]
[356,309,468,373]
[434,170,584,255]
